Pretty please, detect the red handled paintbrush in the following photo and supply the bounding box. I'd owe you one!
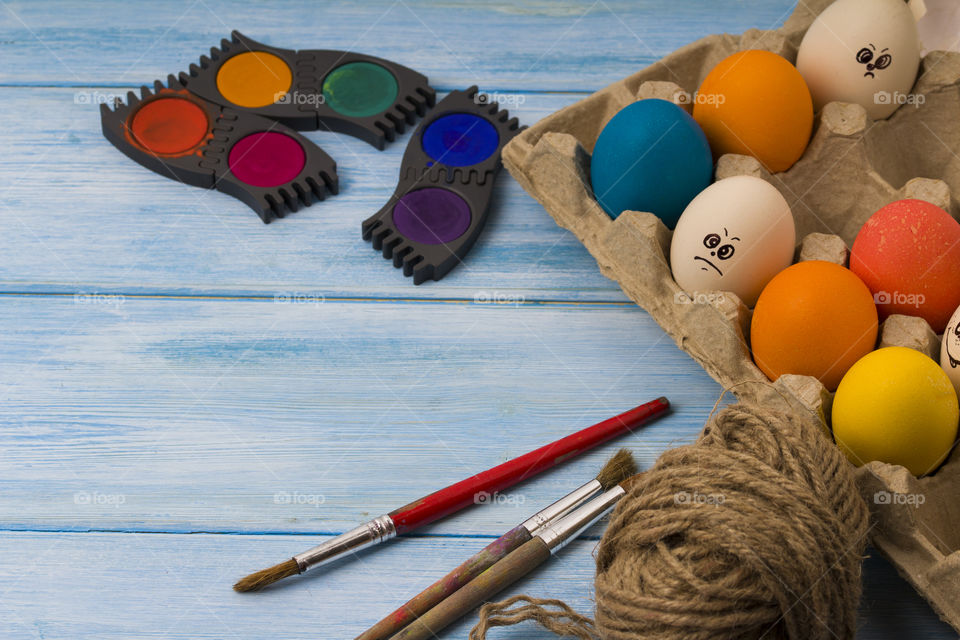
[233,397,668,592]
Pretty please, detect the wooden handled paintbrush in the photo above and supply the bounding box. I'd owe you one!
[387,482,631,640]
[234,398,668,592]
[355,449,636,640]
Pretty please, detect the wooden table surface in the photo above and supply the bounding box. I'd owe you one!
[0,1,956,637]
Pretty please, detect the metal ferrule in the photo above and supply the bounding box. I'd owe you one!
[293,514,397,573]
[537,485,626,554]
[520,479,602,536]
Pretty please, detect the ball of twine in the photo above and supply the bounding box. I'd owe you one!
[471,404,869,640]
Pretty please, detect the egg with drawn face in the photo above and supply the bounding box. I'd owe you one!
[796,0,921,119]
[942,305,960,398]
[670,176,796,307]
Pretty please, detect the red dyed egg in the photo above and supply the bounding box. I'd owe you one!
[850,199,960,333]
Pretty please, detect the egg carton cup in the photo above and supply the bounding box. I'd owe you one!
[501,0,960,630]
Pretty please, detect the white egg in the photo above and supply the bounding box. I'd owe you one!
[669,176,796,307]
[796,0,921,119]
[941,305,960,398]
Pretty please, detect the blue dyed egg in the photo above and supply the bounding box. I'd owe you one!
[590,99,713,228]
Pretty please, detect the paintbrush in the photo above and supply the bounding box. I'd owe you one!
[234,398,668,591]
[355,449,636,640]
[388,482,630,640]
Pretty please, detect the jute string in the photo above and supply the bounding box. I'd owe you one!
[470,403,870,640]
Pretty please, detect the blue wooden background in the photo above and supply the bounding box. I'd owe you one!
[0,1,956,638]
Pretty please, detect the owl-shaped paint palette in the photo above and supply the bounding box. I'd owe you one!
[362,87,523,283]
[100,75,338,223]
[179,31,436,149]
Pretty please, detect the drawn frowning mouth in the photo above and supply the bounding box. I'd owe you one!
[864,71,875,78]
[694,255,723,275]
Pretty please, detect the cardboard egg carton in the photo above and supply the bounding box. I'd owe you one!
[501,0,960,631]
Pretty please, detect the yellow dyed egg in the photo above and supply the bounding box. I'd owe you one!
[832,347,959,476]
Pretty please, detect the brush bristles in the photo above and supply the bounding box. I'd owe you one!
[596,448,637,490]
[233,558,300,592]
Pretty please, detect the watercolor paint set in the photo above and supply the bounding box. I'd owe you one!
[101,33,522,281]
[100,33,433,222]
[362,87,522,283]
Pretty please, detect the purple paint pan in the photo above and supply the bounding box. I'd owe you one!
[391,188,472,245]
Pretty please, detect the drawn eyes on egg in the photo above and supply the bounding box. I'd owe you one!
[716,244,735,260]
[856,47,892,69]
[702,233,735,260]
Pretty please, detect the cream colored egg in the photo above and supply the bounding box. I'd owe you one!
[942,304,960,398]
[669,176,796,307]
[796,0,921,119]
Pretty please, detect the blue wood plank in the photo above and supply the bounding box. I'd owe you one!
[0,0,797,91]
[0,294,721,535]
[0,531,954,640]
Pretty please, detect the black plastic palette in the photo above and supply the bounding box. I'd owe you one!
[362,87,523,284]
[100,75,338,223]
[179,31,436,149]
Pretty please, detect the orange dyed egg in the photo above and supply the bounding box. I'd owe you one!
[751,260,878,390]
[693,50,813,173]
